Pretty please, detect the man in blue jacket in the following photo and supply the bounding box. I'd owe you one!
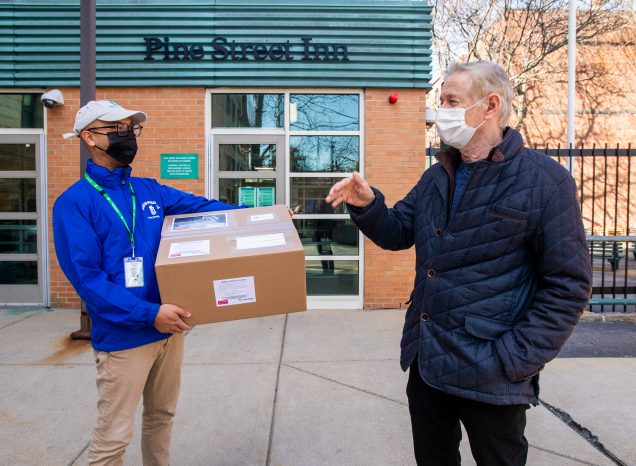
[326,61,592,465]
[53,100,241,466]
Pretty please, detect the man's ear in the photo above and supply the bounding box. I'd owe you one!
[80,130,97,148]
[483,93,501,121]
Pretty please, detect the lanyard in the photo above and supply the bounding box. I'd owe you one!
[84,172,137,257]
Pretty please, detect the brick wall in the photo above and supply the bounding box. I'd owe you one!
[47,87,207,308]
[363,89,428,309]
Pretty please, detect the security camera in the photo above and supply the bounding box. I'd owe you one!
[41,89,64,108]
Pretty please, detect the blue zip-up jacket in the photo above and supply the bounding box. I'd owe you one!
[53,160,242,352]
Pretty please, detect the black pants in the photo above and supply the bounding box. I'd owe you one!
[406,359,529,466]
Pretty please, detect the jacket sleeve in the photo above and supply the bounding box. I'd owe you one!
[347,184,418,251]
[158,182,243,215]
[495,177,592,382]
[52,197,160,330]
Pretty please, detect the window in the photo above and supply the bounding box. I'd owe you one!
[0,94,43,129]
[290,94,359,131]
[289,93,361,300]
[212,94,283,128]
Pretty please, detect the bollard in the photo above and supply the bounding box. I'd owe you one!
[70,301,91,340]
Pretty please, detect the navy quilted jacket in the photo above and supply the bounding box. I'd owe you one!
[348,129,592,405]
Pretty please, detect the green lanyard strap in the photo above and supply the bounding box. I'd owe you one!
[84,172,137,257]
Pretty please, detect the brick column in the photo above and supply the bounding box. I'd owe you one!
[363,89,428,309]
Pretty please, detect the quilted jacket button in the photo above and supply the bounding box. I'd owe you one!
[427,268,436,278]
[435,228,443,237]
[421,312,430,322]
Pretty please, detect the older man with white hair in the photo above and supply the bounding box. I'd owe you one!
[326,61,592,465]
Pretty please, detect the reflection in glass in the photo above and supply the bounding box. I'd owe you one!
[0,261,38,284]
[294,219,359,256]
[0,144,36,171]
[0,220,37,254]
[0,178,36,212]
[218,178,276,207]
[290,136,359,172]
[290,94,359,131]
[305,260,358,295]
[0,94,44,128]
[212,94,283,128]
[219,144,276,171]
[290,177,347,214]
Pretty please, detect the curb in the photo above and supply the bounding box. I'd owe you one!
[580,311,636,323]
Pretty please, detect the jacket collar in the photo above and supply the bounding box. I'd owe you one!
[86,159,132,188]
[434,127,525,169]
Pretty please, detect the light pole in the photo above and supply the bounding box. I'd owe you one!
[566,0,576,174]
[71,0,96,340]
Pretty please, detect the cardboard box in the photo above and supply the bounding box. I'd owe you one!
[155,205,307,325]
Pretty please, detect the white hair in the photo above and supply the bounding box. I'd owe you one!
[445,60,514,128]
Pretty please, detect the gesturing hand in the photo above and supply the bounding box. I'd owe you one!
[154,304,192,334]
[325,171,375,208]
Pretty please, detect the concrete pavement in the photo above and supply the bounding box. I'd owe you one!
[0,307,633,466]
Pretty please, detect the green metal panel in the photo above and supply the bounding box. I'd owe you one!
[0,1,432,88]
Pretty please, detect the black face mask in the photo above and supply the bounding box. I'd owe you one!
[96,131,138,165]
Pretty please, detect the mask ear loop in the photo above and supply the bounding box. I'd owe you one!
[466,95,490,131]
[465,95,489,111]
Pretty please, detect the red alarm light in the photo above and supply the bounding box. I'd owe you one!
[388,92,399,104]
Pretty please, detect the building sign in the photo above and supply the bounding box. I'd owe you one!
[144,36,349,62]
[160,153,198,179]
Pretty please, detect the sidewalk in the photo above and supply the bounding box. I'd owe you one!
[0,307,634,466]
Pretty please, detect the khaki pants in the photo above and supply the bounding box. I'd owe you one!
[88,333,184,466]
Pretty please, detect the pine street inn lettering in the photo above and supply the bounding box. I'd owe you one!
[144,37,350,62]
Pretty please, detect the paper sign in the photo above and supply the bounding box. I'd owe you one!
[172,213,227,232]
[213,276,256,307]
[235,233,286,250]
[168,240,210,258]
[250,213,275,222]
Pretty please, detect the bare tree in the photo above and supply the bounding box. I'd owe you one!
[430,0,635,144]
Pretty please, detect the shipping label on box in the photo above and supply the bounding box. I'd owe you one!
[212,276,256,306]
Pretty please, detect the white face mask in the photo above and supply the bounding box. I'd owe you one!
[431,96,487,149]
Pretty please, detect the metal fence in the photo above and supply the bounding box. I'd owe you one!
[426,144,636,312]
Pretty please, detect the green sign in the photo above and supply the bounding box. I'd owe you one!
[257,187,275,207]
[160,153,198,179]
[238,187,256,207]
[238,186,275,207]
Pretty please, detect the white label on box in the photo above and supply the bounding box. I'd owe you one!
[168,240,210,258]
[213,276,256,307]
[171,213,227,232]
[235,232,286,250]
[250,213,275,222]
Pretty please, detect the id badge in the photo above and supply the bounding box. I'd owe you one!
[124,256,144,288]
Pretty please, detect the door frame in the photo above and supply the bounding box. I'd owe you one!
[0,132,48,305]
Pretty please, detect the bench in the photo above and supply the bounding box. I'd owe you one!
[588,241,624,271]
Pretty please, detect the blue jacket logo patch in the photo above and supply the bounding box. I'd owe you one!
[142,200,161,219]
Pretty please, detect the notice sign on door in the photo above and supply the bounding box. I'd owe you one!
[161,153,198,179]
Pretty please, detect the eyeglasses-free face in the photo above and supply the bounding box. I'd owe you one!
[87,122,143,137]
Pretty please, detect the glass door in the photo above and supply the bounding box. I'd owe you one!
[0,135,43,304]
[212,135,285,208]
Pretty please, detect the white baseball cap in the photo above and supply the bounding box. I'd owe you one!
[63,100,147,139]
